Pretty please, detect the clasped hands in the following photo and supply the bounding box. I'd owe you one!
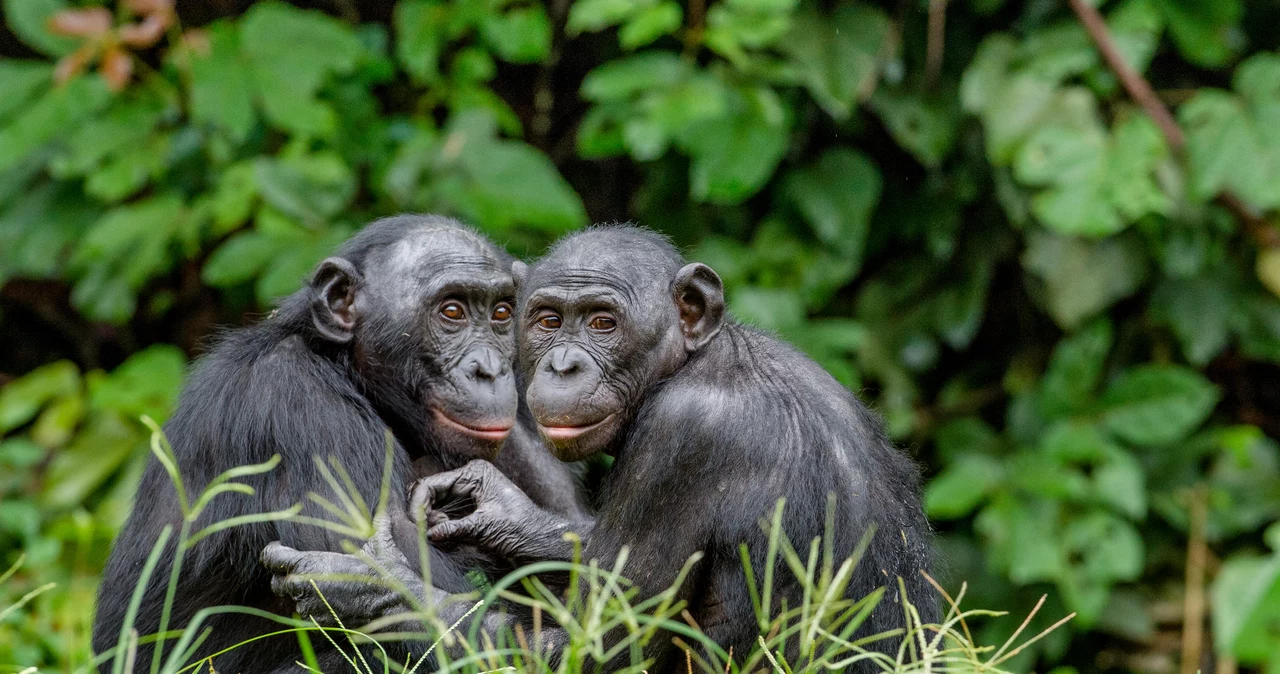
[261,460,575,624]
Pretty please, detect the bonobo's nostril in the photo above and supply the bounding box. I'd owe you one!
[546,346,585,377]
[467,347,508,382]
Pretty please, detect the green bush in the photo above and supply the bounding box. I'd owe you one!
[2,0,1280,670]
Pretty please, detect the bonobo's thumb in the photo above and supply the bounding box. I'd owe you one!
[261,541,304,574]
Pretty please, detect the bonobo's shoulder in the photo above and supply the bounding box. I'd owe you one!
[677,323,845,397]
[174,320,361,425]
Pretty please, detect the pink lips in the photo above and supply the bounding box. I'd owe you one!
[538,414,615,441]
[433,409,514,443]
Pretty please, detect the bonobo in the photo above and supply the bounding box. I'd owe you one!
[93,215,585,673]
[267,225,936,670]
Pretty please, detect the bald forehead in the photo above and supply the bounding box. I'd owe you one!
[529,229,682,293]
[377,226,504,278]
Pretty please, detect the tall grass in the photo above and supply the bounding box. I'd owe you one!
[4,422,1072,673]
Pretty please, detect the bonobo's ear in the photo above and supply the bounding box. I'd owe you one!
[310,257,362,344]
[511,260,529,289]
[672,262,725,352]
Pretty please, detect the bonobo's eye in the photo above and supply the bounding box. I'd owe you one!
[536,312,562,331]
[588,314,617,332]
[440,301,465,321]
[491,302,513,323]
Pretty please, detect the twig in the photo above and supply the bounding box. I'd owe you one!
[1179,486,1208,674]
[925,0,947,90]
[1067,0,1182,146]
[1067,0,1280,248]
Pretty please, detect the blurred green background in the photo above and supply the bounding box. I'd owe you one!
[2,0,1280,671]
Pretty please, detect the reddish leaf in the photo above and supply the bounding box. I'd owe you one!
[48,7,113,37]
[53,44,97,84]
[126,0,175,15]
[100,46,134,91]
[119,15,169,48]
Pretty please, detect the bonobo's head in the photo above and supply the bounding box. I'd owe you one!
[309,215,518,462]
[515,225,725,461]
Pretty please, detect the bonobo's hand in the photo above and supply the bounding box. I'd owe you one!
[410,459,580,563]
[261,515,425,626]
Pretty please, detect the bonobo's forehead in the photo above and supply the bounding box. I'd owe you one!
[372,224,511,305]
[527,226,682,301]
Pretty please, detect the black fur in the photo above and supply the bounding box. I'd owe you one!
[516,226,938,670]
[91,215,583,673]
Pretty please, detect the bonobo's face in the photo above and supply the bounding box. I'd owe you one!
[517,228,725,461]
[310,224,519,462]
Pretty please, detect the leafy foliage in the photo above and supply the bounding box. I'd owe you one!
[3,0,1280,671]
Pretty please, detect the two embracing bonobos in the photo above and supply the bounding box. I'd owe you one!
[93,216,936,673]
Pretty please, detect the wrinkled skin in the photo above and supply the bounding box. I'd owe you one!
[268,226,935,672]
[94,216,584,674]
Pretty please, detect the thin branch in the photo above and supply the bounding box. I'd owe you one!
[925,0,947,90]
[1179,486,1209,674]
[1067,0,1280,247]
[1067,0,1183,147]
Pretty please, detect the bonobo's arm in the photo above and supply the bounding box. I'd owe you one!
[412,460,595,565]
[261,514,564,658]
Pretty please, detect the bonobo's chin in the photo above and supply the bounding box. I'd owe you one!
[431,408,514,460]
[536,413,620,462]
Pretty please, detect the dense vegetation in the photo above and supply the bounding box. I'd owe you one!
[2,0,1280,671]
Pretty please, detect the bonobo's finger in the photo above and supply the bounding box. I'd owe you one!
[428,516,479,544]
[408,470,477,514]
[261,541,306,575]
[271,572,308,601]
[425,509,449,528]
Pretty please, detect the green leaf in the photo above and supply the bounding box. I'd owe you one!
[0,76,114,173]
[679,87,788,204]
[241,2,364,137]
[481,6,552,63]
[1039,319,1113,419]
[934,417,1002,462]
[620,2,682,50]
[1022,231,1148,329]
[202,232,280,287]
[1063,512,1144,581]
[1094,452,1147,519]
[779,5,889,119]
[868,91,959,168]
[0,361,81,433]
[926,455,1003,520]
[1213,552,1280,663]
[70,195,186,323]
[188,23,257,142]
[0,61,54,123]
[253,153,356,226]
[567,0,644,34]
[211,161,260,235]
[452,134,587,233]
[1153,0,1241,68]
[395,0,449,83]
[1180,55,1280,211]
[1100,365,1220,446]
[89,345,186,421]
[730,287,806,329]
[581,52,691,102]
[785,148,882,271]
[3,0,79,57]
[976,496,1064,583]
[1150,273,1234,366]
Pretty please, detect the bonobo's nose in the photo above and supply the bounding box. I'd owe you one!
[546,345,589,377]
[464,347,509,382]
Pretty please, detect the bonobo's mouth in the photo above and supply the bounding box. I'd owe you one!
[537,413,617,441]
[433,408,515,443]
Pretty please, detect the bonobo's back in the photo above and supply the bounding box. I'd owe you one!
[621,320,937,660]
